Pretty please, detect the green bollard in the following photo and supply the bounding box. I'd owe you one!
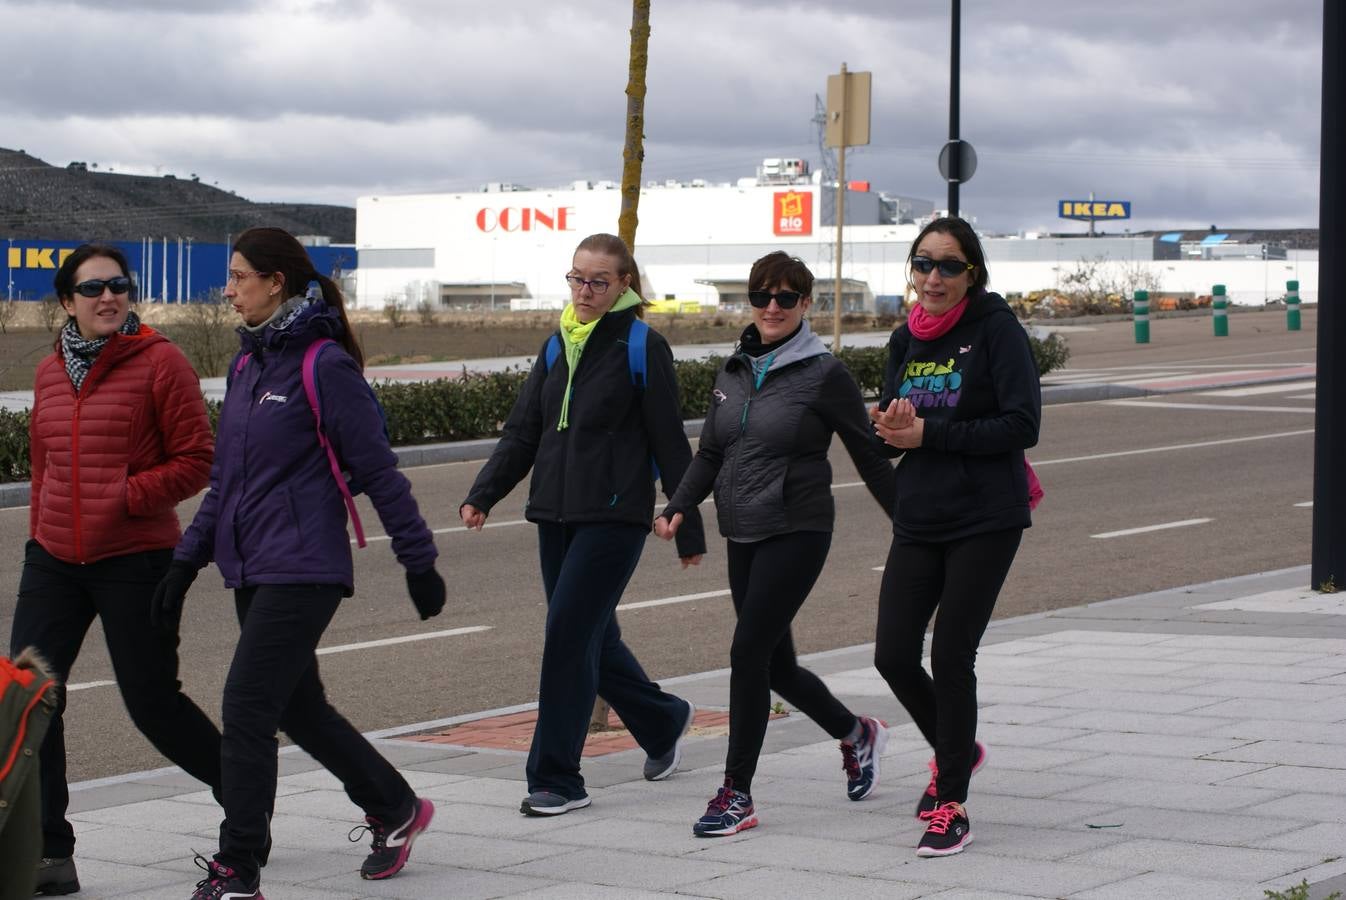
[1133,289,1150,344]
[1287,280,1301,331]
[1212,284,1228,337]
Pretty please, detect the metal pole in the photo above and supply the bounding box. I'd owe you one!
[147,238,154,302]
[161,236,168,302]
[1287,279,1301,331]
[176,237,183,302]
[1212,284,1228,336]
[1313,0,1345,590]
[186,238,193,300]
[947,0,960,217]
[833,63,848,354]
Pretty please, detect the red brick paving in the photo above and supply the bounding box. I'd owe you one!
[399,707,785,757]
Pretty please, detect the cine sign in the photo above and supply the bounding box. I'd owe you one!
[1059,200,1131,221]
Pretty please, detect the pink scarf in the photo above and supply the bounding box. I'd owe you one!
[907,295,969,341]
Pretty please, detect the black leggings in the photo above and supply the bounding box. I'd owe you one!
[873,528,1022,804]
[725,531,857,793]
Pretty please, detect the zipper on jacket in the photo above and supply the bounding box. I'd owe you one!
[71,394,84,562]
[725,356,769,537]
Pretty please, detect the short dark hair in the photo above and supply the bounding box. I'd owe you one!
[748,251,814,297]
[908,216,989,294]
[53,244,132,300]
[233,227,364,367]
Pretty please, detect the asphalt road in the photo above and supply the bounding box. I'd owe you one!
[0,310,1318,783]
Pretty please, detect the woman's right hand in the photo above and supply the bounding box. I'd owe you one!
[460,503,487,531]
[653,512,682,541]
[150,561,199,630]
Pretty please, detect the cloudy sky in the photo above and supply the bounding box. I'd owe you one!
[1,0,1321,234]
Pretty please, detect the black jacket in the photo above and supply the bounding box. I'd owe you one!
[879,290,1041,542]
[663,321,894,541]
[464,308,706,558]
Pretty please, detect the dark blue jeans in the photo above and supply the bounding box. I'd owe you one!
[216,584,412,880]
[528,522,686,798]
[10,540,222,858]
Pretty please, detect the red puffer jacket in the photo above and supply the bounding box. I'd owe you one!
[29,326,213,564]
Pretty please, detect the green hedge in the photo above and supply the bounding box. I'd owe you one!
[1,335,1069,482]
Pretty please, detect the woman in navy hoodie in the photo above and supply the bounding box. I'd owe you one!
[870,217,1041,858]
[153,227,447,899]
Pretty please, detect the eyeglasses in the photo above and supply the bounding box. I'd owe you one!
[747,290,803,309]
[227,270,271,285]
[73,277,132,298]
[565,274,611,295]
[911,255,974,278]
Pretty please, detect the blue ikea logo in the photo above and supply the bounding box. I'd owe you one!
[1059,200,1131,221]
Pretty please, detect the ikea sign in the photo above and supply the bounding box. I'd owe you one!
[1059,200,1131,221]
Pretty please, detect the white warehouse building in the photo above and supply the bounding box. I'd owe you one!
[355,161,1317,312]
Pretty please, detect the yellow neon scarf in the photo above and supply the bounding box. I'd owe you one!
[556,287,643,429]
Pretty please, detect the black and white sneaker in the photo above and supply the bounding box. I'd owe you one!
[644,698,695,781]
[520,790,592,816]
[693,779,758,837]
[916,801,972,857]
[841,715,887,801]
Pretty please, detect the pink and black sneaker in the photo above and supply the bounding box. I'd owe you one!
[917,740,987,820]
[350,796,435,879]
[916,801,973,857]
[189,855,263,899]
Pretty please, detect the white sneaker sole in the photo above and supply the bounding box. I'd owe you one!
[916,831,973,857]
[694,814,759,837]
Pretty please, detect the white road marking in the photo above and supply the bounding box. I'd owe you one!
[1295,501,1314,508]
[618,589,731,611]
[1288,393,1316,401]
[1198,380,1316,398]
[1106,400,1314,414]
[1032,429,1314,467]
[1091,518,1212,539]
[359,518,529,544]
[67,680,116,692]
[316,626,492,656]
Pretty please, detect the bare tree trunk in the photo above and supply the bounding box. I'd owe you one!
[592,0,652,734]
[617,0,651,253]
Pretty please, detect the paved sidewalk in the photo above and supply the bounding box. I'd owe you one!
[55,565,1346,899]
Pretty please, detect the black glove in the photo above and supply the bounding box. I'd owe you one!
[406,568,446,621]
[150,561,199,629]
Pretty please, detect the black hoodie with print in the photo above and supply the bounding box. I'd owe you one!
[878,290,1041,543]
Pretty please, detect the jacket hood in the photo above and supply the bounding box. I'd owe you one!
[238,296,343,355]
[729,317,829,378]
[959,290,1014,326]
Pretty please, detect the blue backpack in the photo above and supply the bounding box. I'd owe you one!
[543,318,659,483]
[543,317,649,390]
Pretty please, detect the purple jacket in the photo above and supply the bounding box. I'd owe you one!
[175,301,436,592]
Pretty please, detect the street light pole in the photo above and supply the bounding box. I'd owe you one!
[948,0,961,217]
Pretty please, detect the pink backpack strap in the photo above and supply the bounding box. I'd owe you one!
[303,339,367,548]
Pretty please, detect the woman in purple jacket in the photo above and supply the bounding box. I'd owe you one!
[152,227,447,900]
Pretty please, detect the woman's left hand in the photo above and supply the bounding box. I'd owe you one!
[873,406,924,449]
[679,554,703,569]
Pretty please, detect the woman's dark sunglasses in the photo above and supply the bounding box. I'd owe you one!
[747,290,803,309]
[73,276,133,298]
[911,255,974,278]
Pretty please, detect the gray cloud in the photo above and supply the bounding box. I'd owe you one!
[0,0,1321,233]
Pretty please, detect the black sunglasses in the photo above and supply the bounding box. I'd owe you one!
[73,276,133,298]
[911,255,974,278]
[748,290,803,309]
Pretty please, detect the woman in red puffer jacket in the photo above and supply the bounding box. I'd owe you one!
[10,243,223,896]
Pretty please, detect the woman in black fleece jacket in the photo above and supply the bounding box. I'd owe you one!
[657,252,895,838]
[870,217,1041,858]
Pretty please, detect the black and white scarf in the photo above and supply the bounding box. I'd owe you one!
[61,311,141,393]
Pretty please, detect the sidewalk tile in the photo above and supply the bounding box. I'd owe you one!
[678,868,933,899]
[1056,752,1266,784]
[1261,822,1346,855]
[1240,792,1346,823]
[1204,740,1346,769]
[1052,776,1283,812]
[870,853,1132,897]
[1043,708,1241,736]
[1049,804,1307,844]
[1222,763,1346,795]
[1063,838,1322,883]
[1069,871,1262,900]
[688,832,906,875]
[304,865,554,899]
[1047,732,1254,759]
[501,847,749,891]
